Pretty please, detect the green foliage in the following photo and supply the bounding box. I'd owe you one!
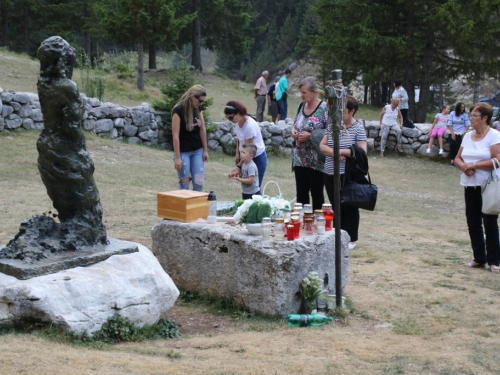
[115,63,135,79]
[299,271,328,309]
[245,202,259,223]
[92,314,139,343]
[88,315,180,343]
[313,0,500,121]
[75,49,106,101]
[153,62,195,113]
[256,202,272,222]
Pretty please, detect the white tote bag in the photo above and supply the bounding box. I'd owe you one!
[481,158,500,214]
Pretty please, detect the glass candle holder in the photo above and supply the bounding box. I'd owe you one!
[322,203,334,231]
[316,216,326,235]
[314,209,323,231]
[261,217,271,239]
[274,218,285,236]
[304,217,314,235]
[286,225,295,241]
[292,218,301,239]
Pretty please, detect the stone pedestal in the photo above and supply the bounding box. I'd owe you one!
[0,242,179,334]
[151,220,350,317]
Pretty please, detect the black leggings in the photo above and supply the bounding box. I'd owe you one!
[293,166,325,210]
[324,174,360,242]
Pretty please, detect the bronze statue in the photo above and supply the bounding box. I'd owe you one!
[0,36,107,263]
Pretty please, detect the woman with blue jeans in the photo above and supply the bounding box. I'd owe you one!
[172,85,209,191]
[224,100,267,192]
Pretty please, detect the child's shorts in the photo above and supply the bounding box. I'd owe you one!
[431,127,447,137]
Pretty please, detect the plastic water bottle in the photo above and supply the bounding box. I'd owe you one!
[207,191,217,224]
[286,313,333,327]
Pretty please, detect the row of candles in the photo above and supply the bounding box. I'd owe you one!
[260,203,335,240]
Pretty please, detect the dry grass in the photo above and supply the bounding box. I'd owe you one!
[1,130,500,374]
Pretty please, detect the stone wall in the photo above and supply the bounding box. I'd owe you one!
[1,87,451,157]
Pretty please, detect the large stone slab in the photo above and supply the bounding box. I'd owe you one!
[151,220,350,317]
[0,237,138,280]
[0,243,179,334]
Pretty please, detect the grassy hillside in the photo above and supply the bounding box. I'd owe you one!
[0,47,383,122]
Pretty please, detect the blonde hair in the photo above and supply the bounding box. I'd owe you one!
[391,98,400,106]
[173,84,206,131]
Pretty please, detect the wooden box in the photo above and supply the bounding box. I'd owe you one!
[157,190,209,222]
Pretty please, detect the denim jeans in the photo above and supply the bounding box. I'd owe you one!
[175,148,204,191]
[278,99,288,120]
[252,151,268,189]
[464,186,500,266]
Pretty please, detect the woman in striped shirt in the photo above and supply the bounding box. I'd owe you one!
[320,96,367,250]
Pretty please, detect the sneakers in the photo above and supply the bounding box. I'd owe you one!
[348,242,356,250]
[439,149,444,155]
[449,162,456,168]
[426,148,431,154]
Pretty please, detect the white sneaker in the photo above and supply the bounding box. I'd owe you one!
[439,149,444,155]
[348,242,356,250]
[426,148,431,154]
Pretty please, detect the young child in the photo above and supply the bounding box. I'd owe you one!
[229,144,261,199]
[426,105,450,155]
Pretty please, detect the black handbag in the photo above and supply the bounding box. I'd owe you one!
[340,172,378,211]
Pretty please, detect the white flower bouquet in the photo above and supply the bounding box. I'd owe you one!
[233,194,292,224]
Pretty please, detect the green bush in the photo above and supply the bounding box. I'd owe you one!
[75,50,106,101]
[85,315,180,343]
[153,62,212,143]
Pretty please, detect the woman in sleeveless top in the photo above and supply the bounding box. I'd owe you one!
[378,98,404,157]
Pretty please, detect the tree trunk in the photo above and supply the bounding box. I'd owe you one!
[370,84,376,106]
[374,82,381,106]
[191,0,203,72]
[1,1,9,47]
[84,1,91,57]
[415,32,434,123]
[381,81,388,105]
[23,2,29,54]
[473,81,480,104]
[137,38,145,91]
[364,84,368,105]
[148,43,156,69]
[404,0,416,121]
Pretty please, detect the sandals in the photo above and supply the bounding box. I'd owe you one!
[397,145,404,153]
[491,265,500,273]
[464,260,485,268]
[380,152,384,157]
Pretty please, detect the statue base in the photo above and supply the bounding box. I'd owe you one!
[0,238,138,280]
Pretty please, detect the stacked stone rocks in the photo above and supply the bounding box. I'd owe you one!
[364,121,451,157]
[2,88,452,157]
[0,87,166,147]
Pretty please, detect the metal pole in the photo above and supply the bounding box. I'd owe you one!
[326,69,344,308]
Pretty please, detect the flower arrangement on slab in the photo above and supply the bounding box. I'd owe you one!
[232,195,292,224]
[299,271,330,313]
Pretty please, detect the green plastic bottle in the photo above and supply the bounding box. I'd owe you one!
[286,313,333,327]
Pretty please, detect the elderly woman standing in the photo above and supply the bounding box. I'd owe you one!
[224,100,267,189]
[455,103,500,273]
[378,98,404,156]
[447,102,470,167]
[172,84,209,191]
[291,77,329,210]
[320,96,367,250]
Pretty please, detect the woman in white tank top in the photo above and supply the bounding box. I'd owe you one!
[378,98,404,157]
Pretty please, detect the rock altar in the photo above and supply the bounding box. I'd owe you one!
[152,220,350,317]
